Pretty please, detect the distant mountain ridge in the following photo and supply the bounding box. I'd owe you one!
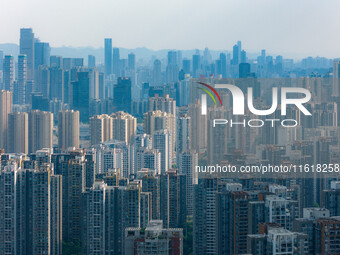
[0,43,233,65]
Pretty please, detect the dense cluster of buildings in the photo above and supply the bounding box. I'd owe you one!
[0,28,339,254]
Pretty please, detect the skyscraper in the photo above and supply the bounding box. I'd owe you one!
[0,162,62,255]
[16,55,27,105]
[160,169,186,228]
[3,55,14,91]
[111,111,137,144]
[152,59,162,85]
[82,181,116,254]
[63,156,86,243]
[239,63,251,78]
[0,90,12,151]
[232,44,239,65]
[333,60,340,96]
[58,110,80,150]
[34,40,50,69]
[20,28,35,80]
[8,112,28,154]
[136,168,161,219]
[217,190,249,254]
[219,53,227,78]
[192,53,201,77]
[71,71,90,122]
[194,177,219,255]
[104,38,112,76]
[188,100,207,151]
[166,51,179,83]
[90,114,113,145]
[50,56,63,68]
[178,150,198,215]
[128,53,135,71]
[114,77,131,113]
[37,66,50,98]
[28,110,53,153]
[49,67,64,101]
[112,47,120,77]
[176,114,191,155]
[182,59,191,74]
[207,107,228,165]
[153,129,171,173]
[88,55,96,68]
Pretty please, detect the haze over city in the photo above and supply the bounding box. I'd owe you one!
[1,1,340,255]
[2,0,340,58]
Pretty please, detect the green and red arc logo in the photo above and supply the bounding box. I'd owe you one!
[198,82,223,106]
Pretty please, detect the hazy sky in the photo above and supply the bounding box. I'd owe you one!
[2,0,340,58]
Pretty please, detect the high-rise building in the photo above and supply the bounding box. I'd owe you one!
[152,59,162,85]
[111,111,137,144]
[49,67,64,101]
[3,55,14,91]
[34,40,50,69]
[0,90,12,151]
[153,129,171,173]
[232,44,239,65]
[136,168,161,219]
[182,59,191,74]
[16,55,27,104]
[194,177,219,255]
[82,181,117,254]
[217,190,249,254]
[166,51,179,83]
[8,112,28,154]
[265,195,292,230]
[88,68,99,100]
[0,162,62,255]
[148,95,176,156]
[135,149,161,174]
[71,71,90,122]
[62,155,86,243]
[315,217,340,254]
[88,55,96,68]
[90,114,113,145]
[239,63,251,78]
[37,66,50,97]
[207,107,228,164]
[143,110,175,163]
[20,28,35,80]
[188,100,207,151]
[176,114,191,155]
[192,53,201,78]
[58,110,79,150]
[50,55,63,68]
[220,53,227,78]
[128,53,135,71]
[178,150,198,215]
[160,169,186,228]
[333,60,340,96]
[241,50,247,63]
[149,94,176,116]
[322,181,340,216]
[114,77,131,113]
[28,110,53,153]
[112,47,120,77]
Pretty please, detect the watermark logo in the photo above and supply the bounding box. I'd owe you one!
[199,83,311,116]
[198,82,312,128]
[198,82,223,115]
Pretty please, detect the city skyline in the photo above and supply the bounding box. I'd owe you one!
[2,0,340,58]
